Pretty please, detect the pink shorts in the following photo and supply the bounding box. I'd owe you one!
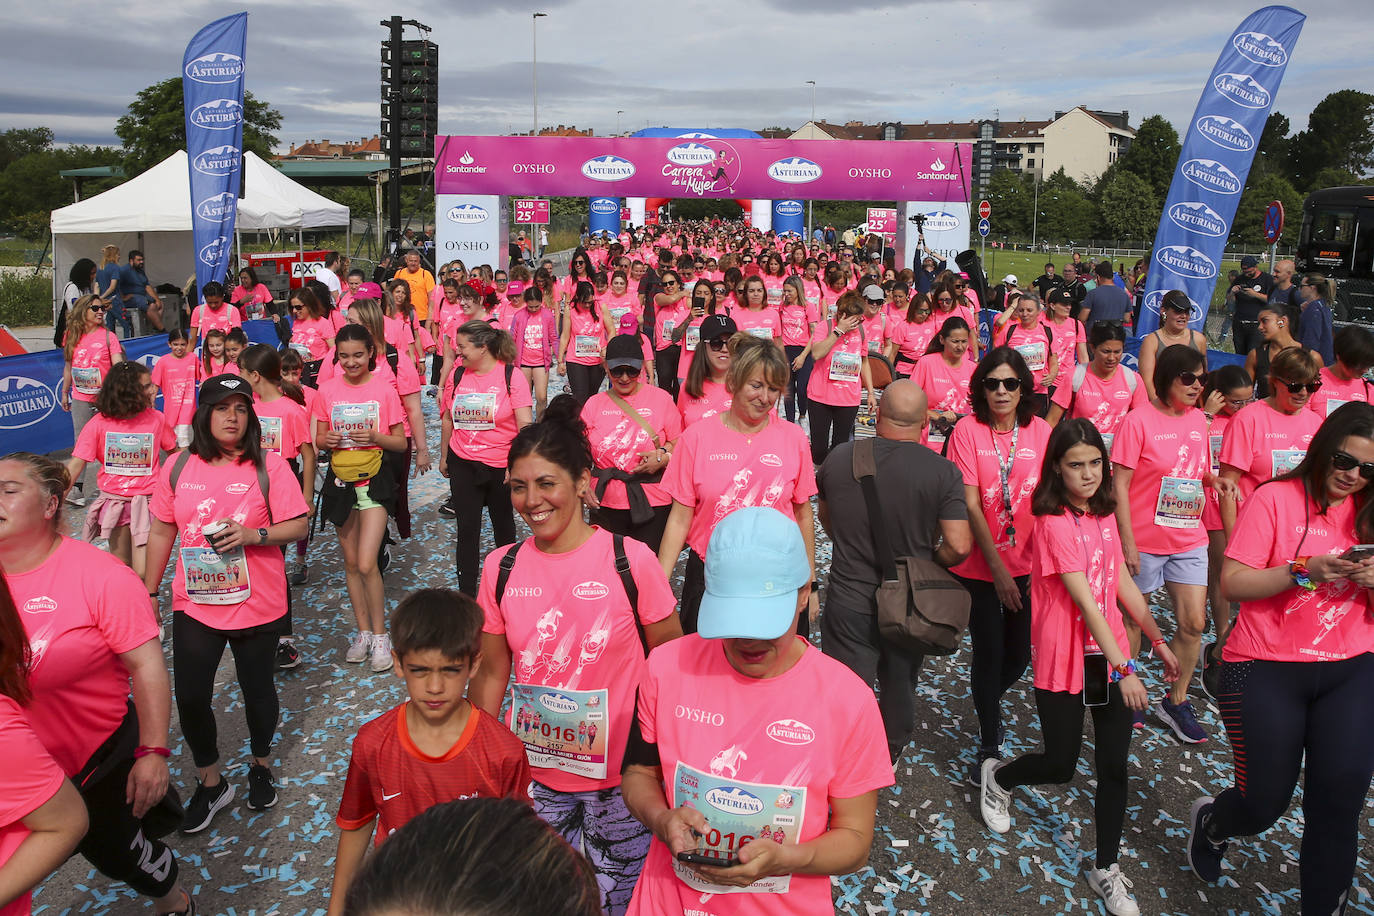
[83,493,152,547]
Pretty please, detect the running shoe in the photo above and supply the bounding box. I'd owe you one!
[978,759,1011,834]
[1086,864,1140,916]
[275,639,301,670]
[438,498,456,518]
[246,764,278,811]
[1187,797,1229,882]
[370,632,394,672]
[1156,697,1208,744]
[181,779,234,834]
[289,564,309,587]
[1131,708,1145,730]
[970,747,1001,786]
[165,890,197,916]
[1200,642,1222,701]
[65,487,85,507]
[346,631,373,664]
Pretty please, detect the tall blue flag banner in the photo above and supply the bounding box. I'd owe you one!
[182,13,248,304]
[587,197,621,237]
[1138,6,1304,335]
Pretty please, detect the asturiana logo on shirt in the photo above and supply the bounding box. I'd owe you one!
[581,155,636,182]
[1195,114,1256,153]
[1167,202,1228,238]
[766,719,815,745]
[705,786,765,816]
[767,158,822,184]
[572,580,610,600]
[225,482,251,495]
[1232,31,1288,67]
[758,453,782,468]
[184,52,245,84]
[539,692,580,715]
[1181,159,1242,195]
[22,597,57,615]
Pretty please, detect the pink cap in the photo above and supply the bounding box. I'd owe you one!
[507,280,526,296]
[618,313,639,333]
[355,281,383,299]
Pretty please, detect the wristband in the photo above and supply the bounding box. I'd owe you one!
[1150,638,1167,649]
[1108,659,1137,683]
[811,579,821,592]
[1291,556,1316,591]
[134,746,171,759]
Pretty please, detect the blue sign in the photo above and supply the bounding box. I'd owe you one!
[772,199,805,236]
[1264,200,1285,243]
[1138,5,1304,335]
[182,13,248,304]
[587,196,620,237]
[977,217,990,238]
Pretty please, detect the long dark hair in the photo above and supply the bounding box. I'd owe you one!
[970,346,1035,427]
[69,257,96,292]
[924,316,970,356]
[508,394,593,478]
[189,390,265,467]
[0,572,32,705]
[1267,400,1374,538]
[1032,418,1116,517]
[572,281,600,321]
[333,323,378,371]
[239,343,305,407]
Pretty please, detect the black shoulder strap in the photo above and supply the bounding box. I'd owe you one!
[494,539,526,609]
[386,343,399,375]
[169,450,272,524]
[613,533,649,656]
[505,362,515,396]
[851,440,898,582]
[169,450,192,489]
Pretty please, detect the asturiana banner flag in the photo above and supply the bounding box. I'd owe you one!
[1137,5,1304,335]
[182,12,248,305]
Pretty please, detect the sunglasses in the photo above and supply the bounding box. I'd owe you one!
[1332,450,1374,479]
[707,337,731,351]
[291,304,305,312]
[1274,378,1321,394]
[937,296,954,303]
[1178,371,1207,387]
[662,281,678,288]
[89,304,108,313]
[1163,304,1191,315]
[982,377,1022,392]
[608,365,641,379]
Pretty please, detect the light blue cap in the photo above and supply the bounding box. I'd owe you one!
[698,507,811,640]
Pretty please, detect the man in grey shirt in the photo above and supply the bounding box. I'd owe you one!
[817,380,972,764]
[1077,261,1132,327]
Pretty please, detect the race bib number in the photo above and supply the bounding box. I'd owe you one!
[102,432,156,477]
[1209,434,1223,475]
[670,762,805,895]
[1271,448,1306,477]
[288,341,313,359]
[1014,341,1047,372]
[661,319,676,338]
[745,326,774,340]
[685,325,701,352]
[1325,398,1348,417]
[259,416,282,454]
[452,391,498,431]
[72,365,102,396]
[829,349,861,384]
[609,305,631,324]
[1155,476,1204,529]
[331,401,380,449]
[574,334,601,358]
[180,545,251,605]
[511,684,608,779]
[867,336,882,354]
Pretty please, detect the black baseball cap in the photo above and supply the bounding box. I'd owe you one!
[699,314,737,341]
[199,374,253,405]
[605,335,645,370]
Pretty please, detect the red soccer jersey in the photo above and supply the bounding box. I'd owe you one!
[337,703,531,846]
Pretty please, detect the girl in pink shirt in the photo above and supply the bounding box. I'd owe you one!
[677,315,736,428]
[601,271,641,328]
[778,276,819,422]
[67,361,176,578]
[912,316,975,452]
[732,275,783,342]
[652,270,689,398]
[313,325,409,671]
[61,296,125,503]
[288,286,337,368]
[1306,324,1374,419]
[995,291,1058,411]
[670,281,715,384]
[189,285,241,349]
[470,399,682,915]
[1197,404,1374,913]
[558,281,615,405]
[1046,323,1147,452]
[803,292,877,465]
[152,329,198,448]
[200,328,229,379]
[230,267,273,321]
[510,286,559,417]
[981,419,1180,916]
[1040,288,1087,394]
[887,291,939,377]
[759,251,787,309]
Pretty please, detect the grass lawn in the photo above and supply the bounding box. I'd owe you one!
[977,249,1243,313]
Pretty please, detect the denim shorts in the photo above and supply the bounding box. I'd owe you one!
[1132,544,1208,593]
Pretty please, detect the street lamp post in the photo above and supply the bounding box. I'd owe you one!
[616,110,624,136]
[531,12,547,136]
[805,80,816,242]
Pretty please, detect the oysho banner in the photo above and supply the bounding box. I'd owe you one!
[182,12,248,304]
[1139,5,1305,335]
[436,194,504,265]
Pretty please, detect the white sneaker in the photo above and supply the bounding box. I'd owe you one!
[369,633,394,672]
[978,758,1011,834]
[1086,864,1140,916]
[346,631,373,664]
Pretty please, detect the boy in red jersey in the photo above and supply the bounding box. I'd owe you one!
[327,589,531,915]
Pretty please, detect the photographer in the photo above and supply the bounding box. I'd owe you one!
[909,216,946,294]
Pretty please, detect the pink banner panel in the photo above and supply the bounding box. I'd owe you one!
[434,136,972,202]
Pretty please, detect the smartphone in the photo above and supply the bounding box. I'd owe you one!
[1083,652,1109,707]
[1339,544,1374,563]
[676,848,741,868]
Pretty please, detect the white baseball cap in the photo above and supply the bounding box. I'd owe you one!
[1003,274,1018,285]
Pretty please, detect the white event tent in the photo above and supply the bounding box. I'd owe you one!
[50,150,349,311]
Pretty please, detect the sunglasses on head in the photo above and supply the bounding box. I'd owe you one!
[982,376,1022,392]
[707,336,731,351]
[1332,450,1374,479]
[1274,378,1321,394]
[1177,371,1207,387]
[608,365,641,379]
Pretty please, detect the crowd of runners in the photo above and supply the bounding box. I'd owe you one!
[2,220,1370,916]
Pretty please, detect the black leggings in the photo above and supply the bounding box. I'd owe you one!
[565,362,605,405]
[783,345,813,422]
[78,753,180,898]
[996,685,1133,866]
[654,346,680,400]
[173,611,281,768]
[956,573,1032,751]
[1209,653,1374,915]
[448,450,516,596]
[678,549,706,635]
[807,401,859,465]
[592,504,671,554]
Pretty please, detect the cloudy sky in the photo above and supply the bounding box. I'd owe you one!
[4,0,1369,150]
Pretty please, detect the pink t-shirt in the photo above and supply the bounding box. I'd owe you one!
[313,373,406,453]
[761,274,786,308]
[254,394,312,462]
[1224,477,1374,663]
[440,362,534,468]
[72,408,176,497]
[298,383,321,423]
[629,636,892,915]
[11,537,158,775]
[806,322,866,408]
[1030,511,1129,693]
[1041,317,1085,389]
[433,298,470,346]
[860,312,888,356]
[654,300,688,352]
[152,352,199,426]
[887,318,939,367]
[662,416,816,557]
[1111,404,1210,555]
[564,307,608,366]
[948,417,1052,580]
[478,528,675,792]
[151,453,308,629]
[1202,411,1233,531]
[675,314,709,382]
[191,303,241,336]
[1050,366,1147,450]
[0,695,66,916]
[678,378,732,429]
[778,300,818,347]
[799,278,823,313]
[912,353,974,415]
[582,385,683,510]
[68,328,123,402]
[1000,322,1054,393]
[383,313,416,353]
[1218,399,1321,499]
[733,307,783,342]
[602,292,641,327]
[319,354,421,436]
[1307,367,1371,418]
[289,316,336,361]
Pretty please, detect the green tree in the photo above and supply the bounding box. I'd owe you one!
[1116,114,1180,202]
[1095,168,1158,244]
[985,169,1032,238]
[1036,169,1097,244]
[115,77,282,175]
[1229,172,1302,248]
[668,198,744,221]
[1251,111,1293,182]
[0,128,123,235]
[1288,89,1374,189]
[0,127,55,171]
